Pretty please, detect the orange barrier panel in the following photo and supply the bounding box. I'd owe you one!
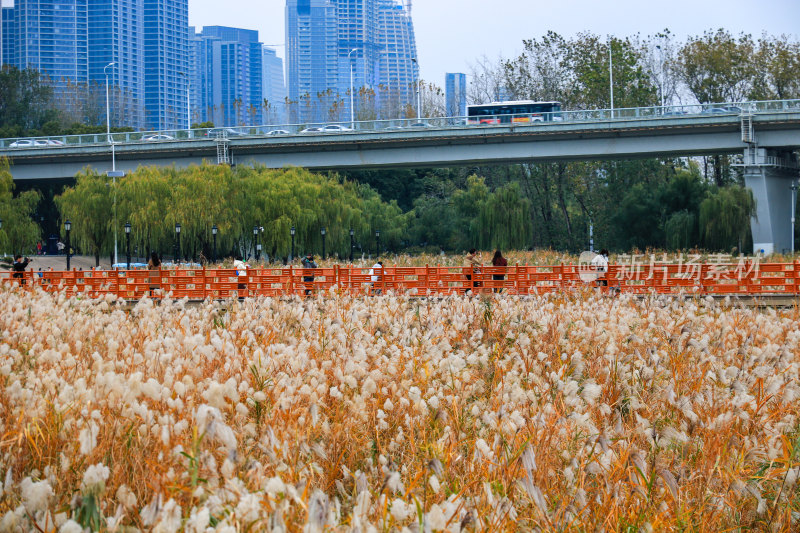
[3,261,800,299]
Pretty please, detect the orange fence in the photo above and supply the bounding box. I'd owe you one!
[2,260,798,299]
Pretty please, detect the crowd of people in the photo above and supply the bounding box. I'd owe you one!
[6,248,614,295]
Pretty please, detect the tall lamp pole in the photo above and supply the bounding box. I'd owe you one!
[253,226,259,261]
[174,222,181,263]
[65,220,71,271]
[608,37,614,118]
[348,48,358,129]
[124,222,131,269]
[212,224,218,263]
[412,57,422,119]
[104,62,123,266]
[349,228,354,262]
[792,181,798,255]
[321,227,326,260]
[290,226,295,261]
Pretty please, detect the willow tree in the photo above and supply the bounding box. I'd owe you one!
[477,182,532,251]
[0,159,41,257]
[55,170,112,266]
[699,186,756,252]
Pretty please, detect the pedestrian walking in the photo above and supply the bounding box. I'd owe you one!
[301,253,317,296]
[591,249,609,287]
[147,252,162,296]
[233,256,249,298]
[491,250,508,293]
[12,255,31,285]
[464,249,482,294]
[369,260,383,294]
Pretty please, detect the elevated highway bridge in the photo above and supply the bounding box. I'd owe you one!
[1,100,798,254]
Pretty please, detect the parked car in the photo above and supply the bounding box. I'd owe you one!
[320,124,353,132]
[705,105,743,114]
[142,134,175,142]
[204,127,249,138]
[9,139,51,148]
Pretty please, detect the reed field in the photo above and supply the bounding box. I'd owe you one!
[0,284,798,532]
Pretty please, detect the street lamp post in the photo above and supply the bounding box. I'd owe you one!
[321,227,326,260]
[212,225,218,263]
[348,48,358,129]
[375,229,380,257]
[253,226,259,261]
[608,37,614,118]
[290,226,295,262]
[124,222,131,269]
[792,181,798,255]
[174,223,181,263]
[65,220,71,271]
[412,58,422,119]
[104,62,123,266]
[349,228,354,262]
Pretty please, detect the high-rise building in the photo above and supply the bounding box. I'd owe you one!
[286,0,417,122]
[190,26,263,127]
[3,0,189,131]
[445,72,466,117]
[88,0,145,128]
[11,0,89,87]
[1,6,15,66]
[335,0,379,119]
[143,0,188,130]
[262,46,287,124]
[286,0,338,123]
[376,0,416,117]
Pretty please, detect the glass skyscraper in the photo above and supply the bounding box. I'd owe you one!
[262,46,287,124]
[190,26,263,127]
[286,0,338,123]
[3,0,189,131]
[376,0,416,117]
[11,0,89,87]
[88,0,145,128]
[446,72,467,117]
[1,6,15,66]
[143,0,189,130]
[286,0,417,123]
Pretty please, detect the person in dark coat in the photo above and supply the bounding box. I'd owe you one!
[491,250,508,293]
[301,253,317,295]
[12,255,30,285]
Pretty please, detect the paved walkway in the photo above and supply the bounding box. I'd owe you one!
[6,254,117,272]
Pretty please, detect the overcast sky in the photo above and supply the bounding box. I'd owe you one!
[188,0,800,84]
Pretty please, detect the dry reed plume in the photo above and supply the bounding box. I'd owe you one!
[0,284,798,531]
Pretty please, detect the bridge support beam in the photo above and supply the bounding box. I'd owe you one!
[743,148,799,254]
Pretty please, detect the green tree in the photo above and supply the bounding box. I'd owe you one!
[699,186,755,252]
[55,170,113,266]
[0,159,42,256]
[0,66,58,137]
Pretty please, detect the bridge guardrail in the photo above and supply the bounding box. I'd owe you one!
[1,99,799,151]
[2,261,797,299]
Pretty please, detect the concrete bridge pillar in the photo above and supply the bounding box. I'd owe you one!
[743,148,799,254]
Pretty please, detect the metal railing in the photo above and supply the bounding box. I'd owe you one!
[1,99,799,151]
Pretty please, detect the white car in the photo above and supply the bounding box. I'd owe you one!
[9,139,50,148]
[321,124,353,132]
[300,127,323,134]
[142,134,175,142]
[266,129,290,135]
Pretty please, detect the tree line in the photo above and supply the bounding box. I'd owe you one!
[2,29,799,256]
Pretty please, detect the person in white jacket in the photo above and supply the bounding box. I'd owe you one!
[369,261,383,294]
[590,249,609,287]
[233,256,248,297]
